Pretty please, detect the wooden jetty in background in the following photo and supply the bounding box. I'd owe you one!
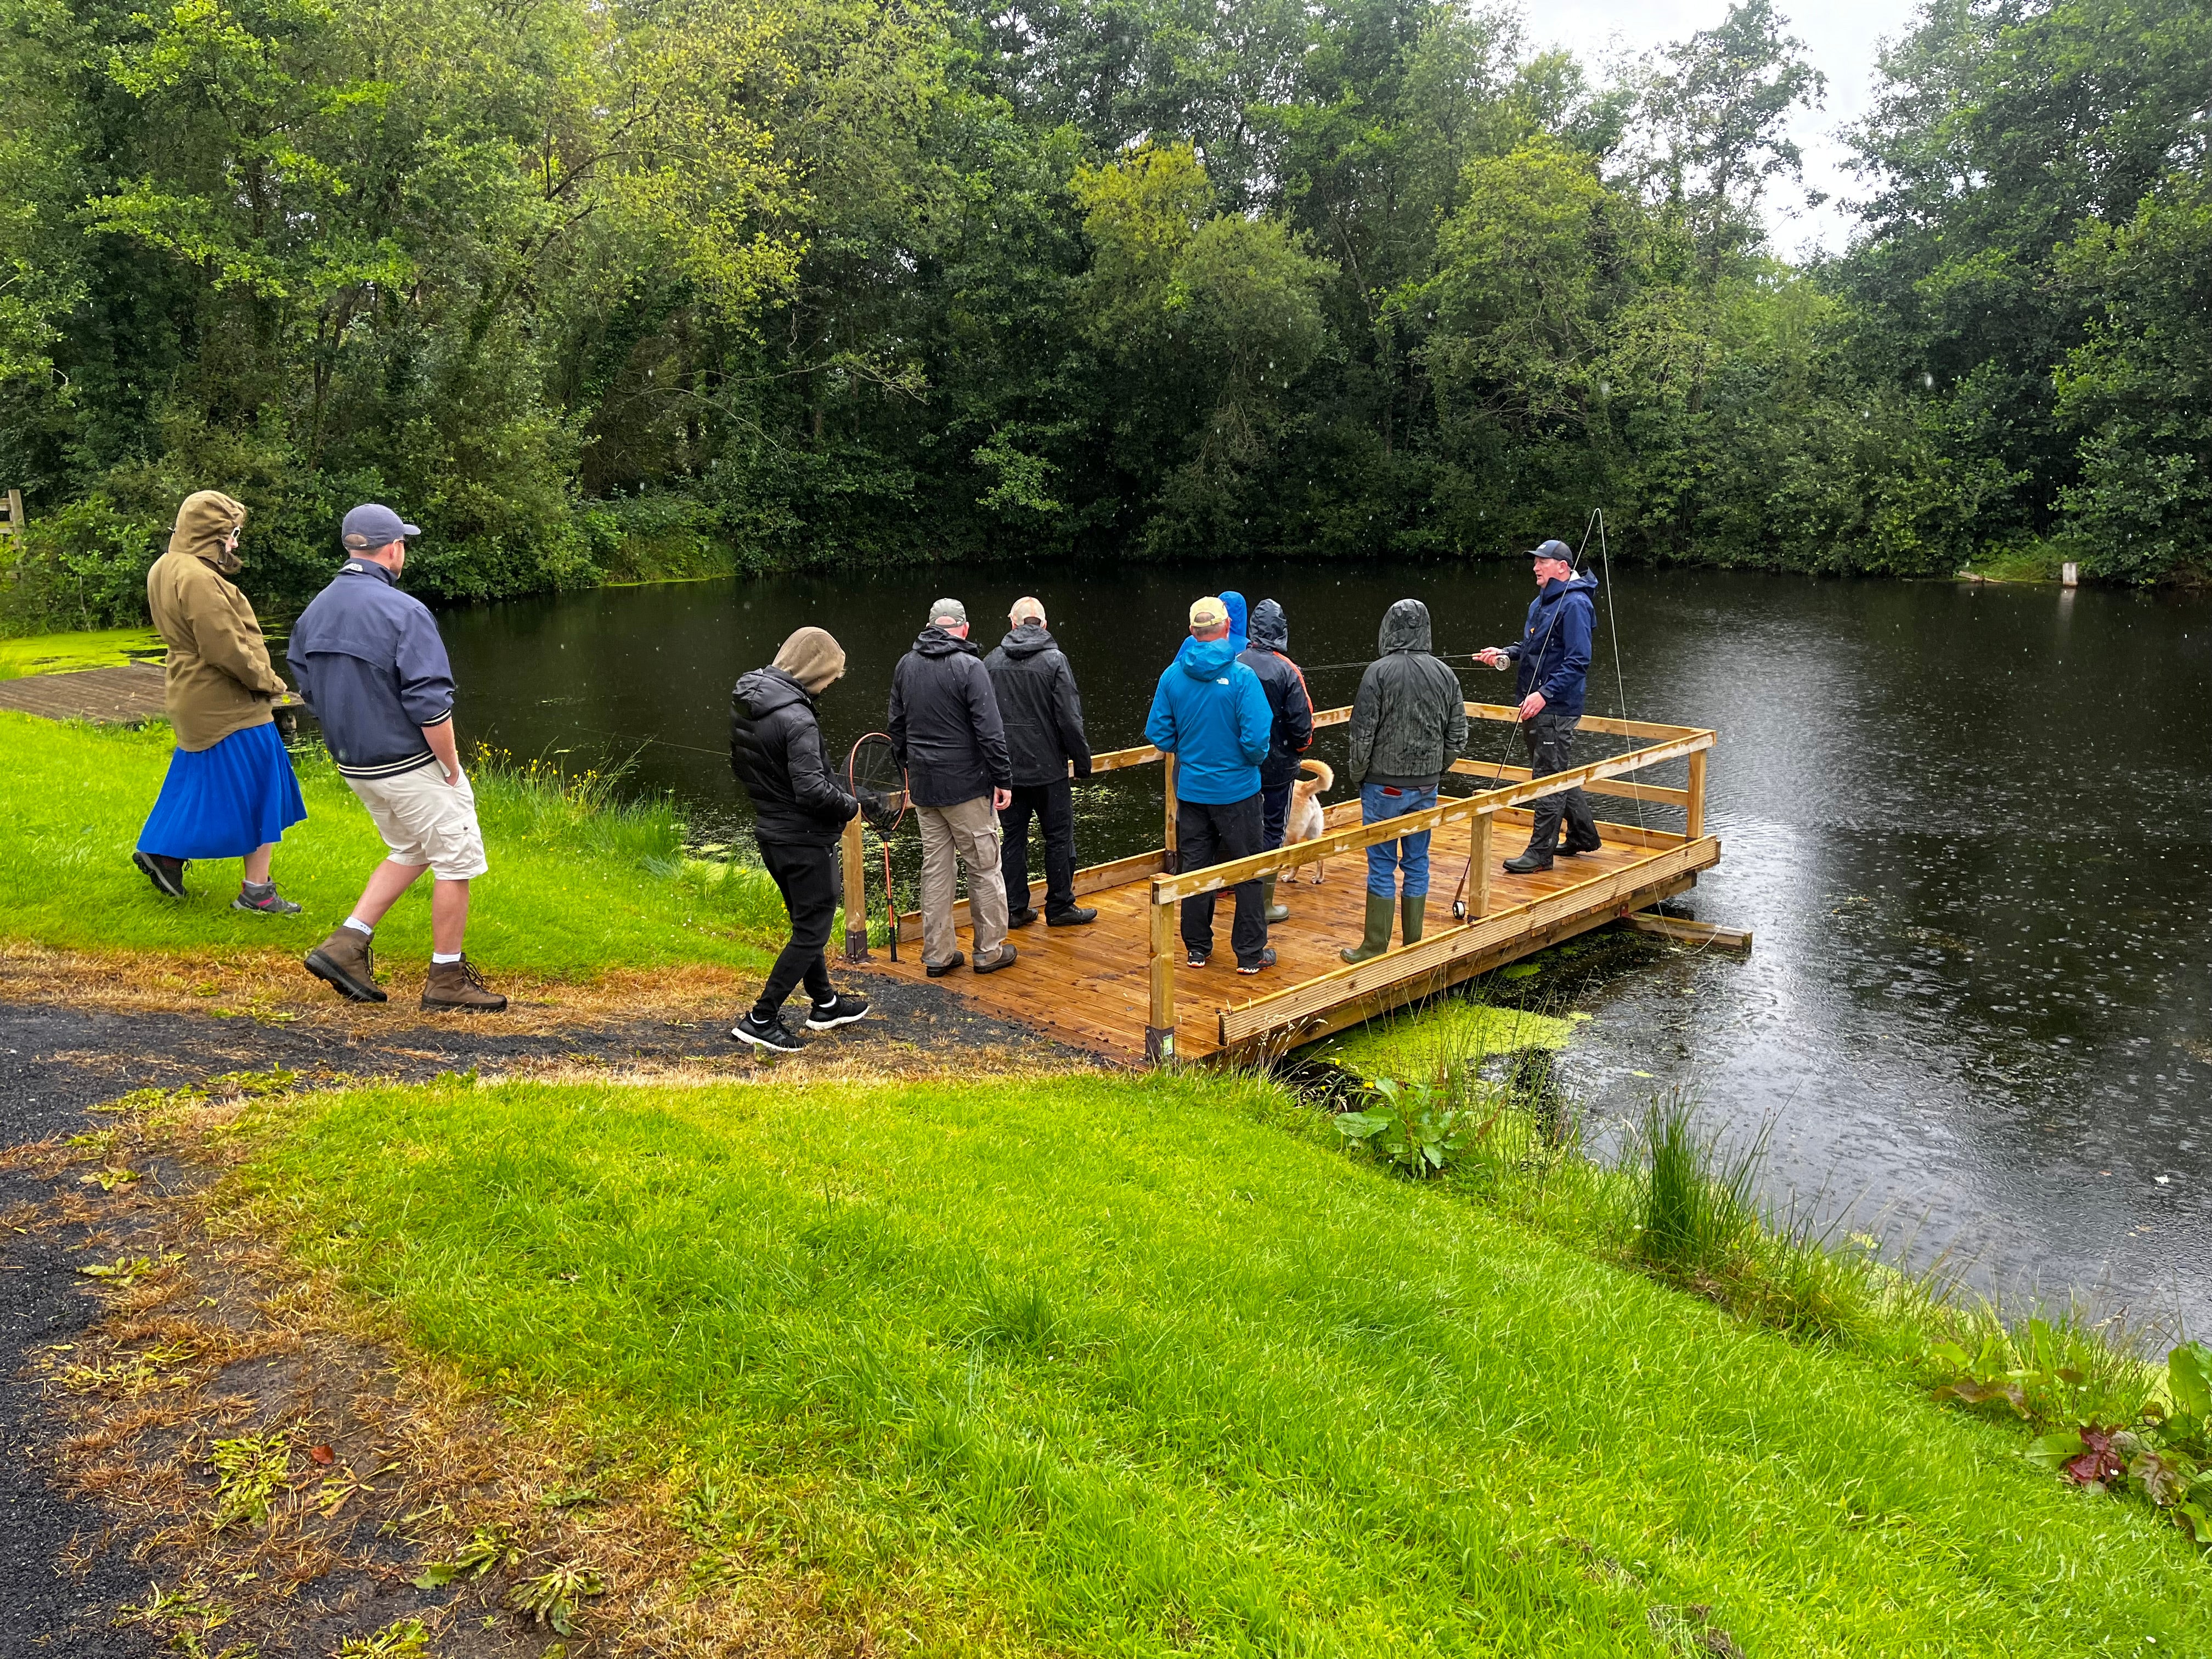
[0,661,302,731]
[846,701,1723,1065]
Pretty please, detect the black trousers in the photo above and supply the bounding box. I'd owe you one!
[1000,779,1078,917]
[1521,710,1599,853]
[1260,781,1291,851]
[755,839,838,1020]
[1176,794,1267,967]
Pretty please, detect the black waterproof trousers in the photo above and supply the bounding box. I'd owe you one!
[1520,710,1599,854]
[1000,779,1078,918]
[1260,781,1291,851]
[1176,794,1268,967]
[754,839,838,1021]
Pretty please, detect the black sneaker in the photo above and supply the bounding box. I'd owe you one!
[1007,907,1040,929]
[1047,907,1098,927]
[926,951,966,978]
[730,1012,805,1052]
[804,993,871,1030]
[1187,947,1210,968]
[1237,947,1278,976]
[973,944,1019,974]
[132,850,188,899]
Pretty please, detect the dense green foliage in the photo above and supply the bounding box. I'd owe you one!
[240,1069,2211,1652]
[2,0,2205,625]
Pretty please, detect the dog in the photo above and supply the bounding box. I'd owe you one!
[1284,758,1334,883]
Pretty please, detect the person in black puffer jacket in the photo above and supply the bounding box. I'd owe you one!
[985,597,1096,928]
[889,599,1015,975]
[1238,599,1314,923]
[727,626,866,1051]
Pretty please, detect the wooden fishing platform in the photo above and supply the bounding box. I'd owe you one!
[845,701,1724,1065]
[0,661,303,729]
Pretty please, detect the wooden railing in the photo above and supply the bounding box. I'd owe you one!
[840,701,1713,1064]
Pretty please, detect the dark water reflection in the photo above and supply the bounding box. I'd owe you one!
[437,564,2212,1335]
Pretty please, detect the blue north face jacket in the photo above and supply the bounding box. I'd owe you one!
[1144,636,1272,804]
[1507,570,1598,719]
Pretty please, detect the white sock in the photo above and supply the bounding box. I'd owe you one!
[343,917,374,936]
[431,951,462,964]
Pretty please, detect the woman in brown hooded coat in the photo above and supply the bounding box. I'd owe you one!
[132,491,308,910]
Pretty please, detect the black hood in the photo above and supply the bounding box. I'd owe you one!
[1249,599,1289,653]
[997,622,1057,659]
[912,624,980,659]
[736,665,812,716]
[1378,597,1432,655]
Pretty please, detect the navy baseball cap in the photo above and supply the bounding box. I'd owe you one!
[1527,539,1573,564]
[341,503,421,553]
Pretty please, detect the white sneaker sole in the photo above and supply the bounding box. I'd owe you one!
[805,1008,868,1030]
[728,1024,803,1052]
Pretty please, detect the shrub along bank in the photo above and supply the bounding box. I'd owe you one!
[0,712,785,978]
[227,1068,2210,1655]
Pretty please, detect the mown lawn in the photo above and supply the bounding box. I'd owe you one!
[246,1069,2211,1656]
[0,712,782,978]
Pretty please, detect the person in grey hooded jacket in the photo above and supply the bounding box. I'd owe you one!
[1342,599,1467,962]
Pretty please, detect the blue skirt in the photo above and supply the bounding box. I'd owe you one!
[138,720,308,860]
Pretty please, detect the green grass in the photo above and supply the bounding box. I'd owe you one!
[1312,998,1583,1078]
[238,1070,2211,1656]
[0,625,166,679]
[0,711,783,977]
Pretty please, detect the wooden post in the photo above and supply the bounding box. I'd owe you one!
[0,489,22,542]
[1686,750,1707,842]
[1146,883,1177,1064]
[1162,753,1179,874]
[840,812,871,962]
[1469,811,1491,919]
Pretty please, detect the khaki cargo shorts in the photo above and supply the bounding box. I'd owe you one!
[346,762,489,881]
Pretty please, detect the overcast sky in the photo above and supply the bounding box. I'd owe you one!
[1525,0,1929,256]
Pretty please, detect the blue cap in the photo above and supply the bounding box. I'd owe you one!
[1528,539,1573,564]
[341,503,421,554]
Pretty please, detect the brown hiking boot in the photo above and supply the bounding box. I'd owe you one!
[422,955,507,1012]
[304,927,387,1003]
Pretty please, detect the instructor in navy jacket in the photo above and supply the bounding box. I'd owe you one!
[1479,539,1602,873]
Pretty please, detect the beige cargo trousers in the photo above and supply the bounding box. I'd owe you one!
[916,794,1009,968]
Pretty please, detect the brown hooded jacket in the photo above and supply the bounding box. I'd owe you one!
[145,491,287,752]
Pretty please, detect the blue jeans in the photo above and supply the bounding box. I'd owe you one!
[1362,782,1437,898]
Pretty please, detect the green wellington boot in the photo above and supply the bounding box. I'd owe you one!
[1340,893,1395,964]
[1401,895,1426,945]
[1263,873,1290,924]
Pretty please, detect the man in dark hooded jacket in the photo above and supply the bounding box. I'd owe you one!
[985,596,1096,928]
[1342,599,1468,962]
[1479,540,1601,872]
[889,599,1016,976]
[727,625,867,1052]
[1238,599,1314,924]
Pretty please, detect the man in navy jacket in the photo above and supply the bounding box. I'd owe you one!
[1479,540,1602,872]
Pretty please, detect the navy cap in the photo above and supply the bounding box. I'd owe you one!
[1528,539,1573,564]
[341,503,421,553]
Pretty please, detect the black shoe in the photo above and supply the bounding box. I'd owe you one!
[1046,906,1098,927]
[132,850,187,898]
[1503,850,1554,874]
[730,1012,805,1052]
[926,952,966,978]
[1007,907,1040,929]
[973,944,1018,974]
[1236,947,1277,976]
[1558,830,1603,856]
[804,993,870,1030]
[1187,947,1210,968]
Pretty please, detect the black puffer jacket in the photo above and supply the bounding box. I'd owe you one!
[984,624,1092,788]
[1347,599,1468,789]
[888,626,1012,808]
[730,667,857,847]
[1238,599,1315,791]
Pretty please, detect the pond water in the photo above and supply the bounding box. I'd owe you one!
[436,562,2212,1336]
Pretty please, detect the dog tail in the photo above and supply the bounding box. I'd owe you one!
[1299,758,1334,790]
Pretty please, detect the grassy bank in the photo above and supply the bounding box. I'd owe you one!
[0,712,785,978]
[229,1068,2208,1654]
[0,626,165,679]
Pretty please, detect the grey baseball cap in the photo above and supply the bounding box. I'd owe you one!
[928,597,967,625]
[1527,538,1573,564]
[341,503,421,553]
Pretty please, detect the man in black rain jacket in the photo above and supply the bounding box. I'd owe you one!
[985,597,1097,928]
[727,626,867,1051]
[889,599,1016,975]
[1238,599,1314,923]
